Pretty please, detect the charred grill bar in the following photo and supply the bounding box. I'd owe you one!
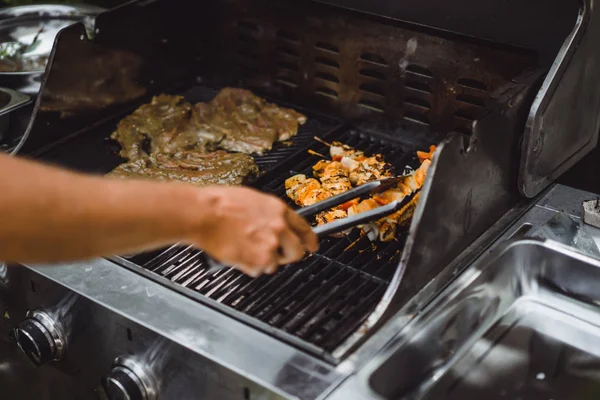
[3,0,600,398]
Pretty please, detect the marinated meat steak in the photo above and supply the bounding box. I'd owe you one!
[212,88,307,154]
[111,95,192,160]
[158,103,226,155]
[108,88,305,186]
[110,88,307,159]
[108,151,258,186]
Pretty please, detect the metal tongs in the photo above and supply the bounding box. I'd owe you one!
[297,175,419,237]
[206,175,418,273]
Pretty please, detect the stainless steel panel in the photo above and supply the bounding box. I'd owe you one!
[361,239,600,399]
[4,259,344,400]
[324,184,595,400]
[0,341,97,400]
[520,0,600,197]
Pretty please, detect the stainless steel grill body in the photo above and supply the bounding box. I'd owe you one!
[2,0,599,398]
[17,0,543,359]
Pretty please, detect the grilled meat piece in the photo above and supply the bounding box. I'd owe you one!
[107,150,258,186]
[111,88,307,160]
[329,141,364,161]
[312,160,353,195]
[417,145,436,163]
[215,88,307,154]
[108,88,307,188]
[386,192,421,227]
[373,159,431,205]
[285,174,333,206]
[158,103,226,155]
[340,155,393,186]
[111,95,192,160]
[315,208,350,238]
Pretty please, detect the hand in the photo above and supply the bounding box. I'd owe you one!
[191,187,319,277]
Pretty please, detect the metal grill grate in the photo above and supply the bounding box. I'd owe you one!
[136,244,389,359]
[124,127,421,360]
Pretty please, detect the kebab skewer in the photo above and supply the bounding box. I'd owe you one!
[285,138,436,242]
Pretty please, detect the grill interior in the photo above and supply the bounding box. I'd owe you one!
[40,83,432,361]
[32,0,541,363]
[115,120,424,362]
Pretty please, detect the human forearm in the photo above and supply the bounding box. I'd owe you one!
[0,153,317,275]
[0,154,210,263]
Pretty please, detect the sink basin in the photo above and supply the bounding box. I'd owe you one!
[361,239,600,400]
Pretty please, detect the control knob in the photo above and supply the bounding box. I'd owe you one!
[13,310,65,366]
[103,357,157,400]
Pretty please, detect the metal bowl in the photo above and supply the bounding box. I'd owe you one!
[0,4,105,95]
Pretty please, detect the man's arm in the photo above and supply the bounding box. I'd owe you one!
[0,154,317,276]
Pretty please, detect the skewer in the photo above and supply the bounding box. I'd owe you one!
[344,234,364,251]
[313,136,332,146]
[308,149,328,159]
[287,137,433,243]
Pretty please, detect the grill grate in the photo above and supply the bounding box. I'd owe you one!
[124,127,420,360]
[137,244,388,359]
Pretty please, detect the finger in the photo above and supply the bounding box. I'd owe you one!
[285,209,319,252]
[277,228,305,265]
[248,233,279,268]
[264,263,278,275]
[235,264,263,278]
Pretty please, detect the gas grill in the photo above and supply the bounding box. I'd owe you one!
[2,0,600,399]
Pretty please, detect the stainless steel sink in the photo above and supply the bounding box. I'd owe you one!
[361,239,600,400]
